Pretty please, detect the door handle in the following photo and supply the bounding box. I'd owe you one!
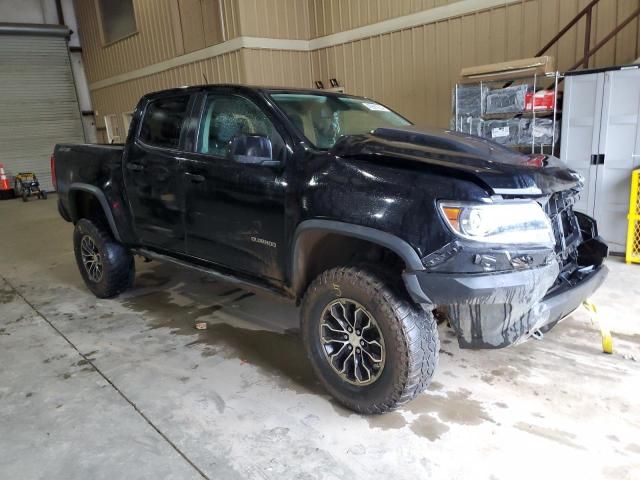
[184,172,205,183]
[126,163,144,171]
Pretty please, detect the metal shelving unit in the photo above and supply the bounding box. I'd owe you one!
[453,71,562,156]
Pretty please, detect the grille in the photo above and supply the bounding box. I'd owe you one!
[543,191,581,263]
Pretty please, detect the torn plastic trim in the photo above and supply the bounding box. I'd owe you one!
[417,259,607,349]
[417,261,561,348]
[421,241,555,274]
[421,240,463,268]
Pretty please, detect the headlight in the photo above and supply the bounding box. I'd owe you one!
[438,201,555,246]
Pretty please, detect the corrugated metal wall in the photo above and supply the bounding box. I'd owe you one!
[92,50,244,137]
[75,0,179,83]
[236,0,311,39]
[74,0,241,83]
[0,34,84,190]
[311,0,640,126]
[81,0,640,134]
[243,49,313,86]
[309,0,459,37]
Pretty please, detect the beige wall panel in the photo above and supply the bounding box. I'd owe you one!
[489,7,506,63]
[236,0,311,39]
[613,0,639,64]
[310,0,640,128]
[202,0,225,46]
[557,0,578,69]
[308,0,460,37]
[92,48,311,126]
[179,0,206,53]
[220,0,241,39]
[522,0,541,57]
[434,21,450,124]
[82,0,640,138]
[593,0,617,67]
[474,10,492,66]
[91,50,244,130]
[75,0,180,83]
[538,0,560,63]
[505,3,523,61]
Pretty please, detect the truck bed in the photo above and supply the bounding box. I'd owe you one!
[53,143,127,233]
[54,143,124,194]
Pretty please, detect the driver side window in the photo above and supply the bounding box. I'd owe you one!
[197,94,283,159]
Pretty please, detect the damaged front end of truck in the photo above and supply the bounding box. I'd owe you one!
[332,126,609,349]
[424,190,608,349]
[415,151,608,349]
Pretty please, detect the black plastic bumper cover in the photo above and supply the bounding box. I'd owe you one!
[404,262,608,349]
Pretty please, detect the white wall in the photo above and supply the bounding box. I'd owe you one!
[0,0,58,24]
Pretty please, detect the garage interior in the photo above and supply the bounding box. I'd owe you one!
[1,0,640,479]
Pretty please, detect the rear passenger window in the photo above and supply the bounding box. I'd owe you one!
[139,95,190,149]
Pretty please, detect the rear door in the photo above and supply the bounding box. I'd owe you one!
[180,91,289,281]
[124,94,193,252]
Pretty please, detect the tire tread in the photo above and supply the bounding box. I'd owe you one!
[302,266,439,414]
[74,219,134,299]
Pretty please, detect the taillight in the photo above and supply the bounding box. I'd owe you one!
[51,154,57,191]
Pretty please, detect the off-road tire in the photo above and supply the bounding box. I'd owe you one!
[73,218,135,298]
[301,266,439,414]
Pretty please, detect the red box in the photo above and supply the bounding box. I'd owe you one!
[525,90,555,112]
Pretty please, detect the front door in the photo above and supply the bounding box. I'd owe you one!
[124,94,192,252]
[181,92,288,281]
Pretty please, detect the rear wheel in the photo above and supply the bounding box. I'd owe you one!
[73,218,135,298]
[301,266,439,414]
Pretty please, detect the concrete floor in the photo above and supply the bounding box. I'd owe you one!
[0,196,639,480]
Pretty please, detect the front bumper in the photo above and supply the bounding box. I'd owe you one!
[403,258,608,349]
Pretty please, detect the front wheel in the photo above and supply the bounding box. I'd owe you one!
[73,219,135,298]
[301,266,439,414]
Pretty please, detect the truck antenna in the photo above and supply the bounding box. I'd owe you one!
[202,73,209,84]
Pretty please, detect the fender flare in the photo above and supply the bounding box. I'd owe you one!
[68,183,122,242]
[291,219,426,299]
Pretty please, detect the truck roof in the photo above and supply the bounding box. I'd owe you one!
[140,84,363,101]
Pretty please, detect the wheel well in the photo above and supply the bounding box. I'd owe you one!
[292,231,406,300]
[70,190,109,229]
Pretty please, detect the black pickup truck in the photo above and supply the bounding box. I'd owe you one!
[53,85,608,413]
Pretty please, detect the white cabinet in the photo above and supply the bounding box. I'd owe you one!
[561,66,640,253]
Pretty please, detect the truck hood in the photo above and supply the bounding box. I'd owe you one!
[330,126,581,196]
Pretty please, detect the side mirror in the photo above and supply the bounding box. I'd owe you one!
[228,134,277,166]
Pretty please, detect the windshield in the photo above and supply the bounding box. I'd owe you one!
[269,92,411,149]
